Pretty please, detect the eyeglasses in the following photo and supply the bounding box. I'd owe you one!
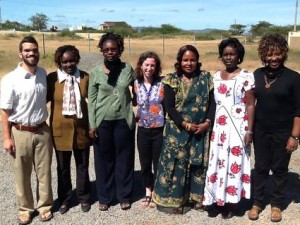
[101,47,118,53]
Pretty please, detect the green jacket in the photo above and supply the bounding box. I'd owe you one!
[88,62,135,130]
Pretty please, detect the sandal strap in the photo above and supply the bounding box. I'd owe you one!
[141,196,151,203]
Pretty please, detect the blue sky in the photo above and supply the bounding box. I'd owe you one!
[1,0,298,30]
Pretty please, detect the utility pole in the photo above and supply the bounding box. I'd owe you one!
[294,0,298,31]
[0,0,2,30]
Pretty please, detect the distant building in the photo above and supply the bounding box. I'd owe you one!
[76,25,83,31]
[99,21,131,30]
[288,31,300,47]
[68,25,83,31]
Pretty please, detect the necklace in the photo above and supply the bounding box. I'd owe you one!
[264,75,277,89]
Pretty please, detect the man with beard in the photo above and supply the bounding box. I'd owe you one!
[1,36,53,224]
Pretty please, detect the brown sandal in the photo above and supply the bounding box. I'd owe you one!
[271,207,282,222]
[18,214,32,225]
[141,196,151,208]
[39,211,53,222]
[248,205,262,220]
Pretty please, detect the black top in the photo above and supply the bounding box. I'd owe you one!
[164,84,216,128]
[254,66,300,132]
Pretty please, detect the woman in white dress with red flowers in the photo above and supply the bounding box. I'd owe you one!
[203,38,255,219]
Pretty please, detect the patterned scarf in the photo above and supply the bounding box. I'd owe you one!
[57,68,83,118]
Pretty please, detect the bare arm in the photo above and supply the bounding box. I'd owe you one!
[1,109,15,156]
[244,89,255,146]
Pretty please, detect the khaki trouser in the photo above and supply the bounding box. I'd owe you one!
[11,124,53,216]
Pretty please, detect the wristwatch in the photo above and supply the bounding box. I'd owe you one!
[291,135,300,141]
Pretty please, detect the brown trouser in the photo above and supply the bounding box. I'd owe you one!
[11,124,53,216]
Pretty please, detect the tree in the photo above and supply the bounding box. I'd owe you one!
[50,25,58,32]
[229,24,246,35]
[29,13,49,31]
[2,20,31,31]
[250,21,272,36]
[160,24,183,34]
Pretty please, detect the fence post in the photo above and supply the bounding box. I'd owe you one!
[88,34,91,53]
[162,35,165,55]
[42,33,45,57]
[194,35,196,45]
[128,35,131,55]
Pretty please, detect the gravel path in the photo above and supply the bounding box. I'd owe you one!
[0,54,299,224]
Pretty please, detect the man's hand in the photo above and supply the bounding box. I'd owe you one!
[3,138,15,157]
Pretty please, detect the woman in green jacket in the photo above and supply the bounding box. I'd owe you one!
[88,32,135,211]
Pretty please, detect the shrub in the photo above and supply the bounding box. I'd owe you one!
[56,29,82,39]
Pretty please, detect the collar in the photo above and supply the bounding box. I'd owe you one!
[57,68,81,83]
[263,66,285,79]
[16,62,37,79]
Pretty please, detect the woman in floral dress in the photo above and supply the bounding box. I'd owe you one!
[203,38,255,218]
[152,45,215,214]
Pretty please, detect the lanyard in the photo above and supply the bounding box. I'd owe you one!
[141,82,153,101]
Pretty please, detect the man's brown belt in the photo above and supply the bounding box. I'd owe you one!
[12,121,46,133]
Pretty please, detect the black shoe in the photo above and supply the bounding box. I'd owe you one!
[81,203,91,212]
[59,204,69,214]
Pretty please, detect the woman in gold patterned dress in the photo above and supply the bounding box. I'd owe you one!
[152,45,215,214]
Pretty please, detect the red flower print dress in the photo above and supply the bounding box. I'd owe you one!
[203,69,255,206]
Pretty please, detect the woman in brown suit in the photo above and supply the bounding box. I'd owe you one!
[47,45,92,214]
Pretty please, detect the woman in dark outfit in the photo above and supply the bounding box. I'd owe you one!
[47,45,92,214]
[88,32,135,211]
[248,34,300,222]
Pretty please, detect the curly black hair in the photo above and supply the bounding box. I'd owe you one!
[97,32,124,56]
[258,34,289,65]
[218,38,245,64]
[174,45,201,75]
[54,45,80,68]
[135,51,162,82]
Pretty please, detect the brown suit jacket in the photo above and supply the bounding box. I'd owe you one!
[47,70,92,151]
